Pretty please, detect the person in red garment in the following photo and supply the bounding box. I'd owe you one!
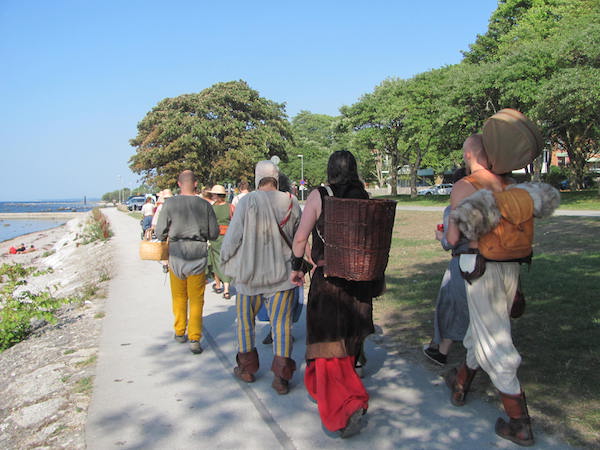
[290,150,384,438]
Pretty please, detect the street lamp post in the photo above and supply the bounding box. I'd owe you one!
[297,154,304,201]
[117,175,122,203]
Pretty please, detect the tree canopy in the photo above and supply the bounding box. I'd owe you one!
[126,1,599,194]
[333,0,599,192]
[129,80,292,190]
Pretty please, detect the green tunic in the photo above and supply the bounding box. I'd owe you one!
[208,202,231,282]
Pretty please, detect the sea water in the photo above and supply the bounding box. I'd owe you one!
[0,200,99,243]
[0,200,97,214]
[0,219,67,243]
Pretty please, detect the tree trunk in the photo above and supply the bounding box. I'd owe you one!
[532,155,543,182]
[409,147,422,198]
[567,143,588,190]
[390,149,399,196]
[409,164,418,198]
[373,149,386,188]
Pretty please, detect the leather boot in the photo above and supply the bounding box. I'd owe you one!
[495,391,534,447]
[271,355,296,395]
[233,349,259,383]
[444,363,478,406]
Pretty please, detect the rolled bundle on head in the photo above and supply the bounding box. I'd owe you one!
[482,109,544,174]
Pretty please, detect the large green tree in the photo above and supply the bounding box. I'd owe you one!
[448,0,600,187]
[535,67,600,188]
[338,69,465,197]
[338,79,406,195]
[280,111,335,187]
[129,80,293,189]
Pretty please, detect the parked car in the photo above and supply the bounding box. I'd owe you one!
[418,183,453,196]
[126,196,147,211]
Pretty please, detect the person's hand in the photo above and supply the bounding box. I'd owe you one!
[290,270,305,286]
[435,230,444,241]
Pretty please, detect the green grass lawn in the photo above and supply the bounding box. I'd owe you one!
[376,211,600,447]
[376,189,600,210]
[127,211,143,220]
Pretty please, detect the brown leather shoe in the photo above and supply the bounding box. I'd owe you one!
[233,349,259,383]
[270,356,296,394]
[233,366,255,383]
[495,391,534,446]
[444,363,478,406]
[271,375,289,394]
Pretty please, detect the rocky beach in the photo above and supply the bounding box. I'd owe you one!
[0,211,112,449]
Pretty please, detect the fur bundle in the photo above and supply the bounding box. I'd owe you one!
[450,189,500,241]
[506,182,560,218]
[450,182,560,241]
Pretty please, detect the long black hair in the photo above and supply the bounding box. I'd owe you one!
[278,172,292,193]
[327,150,361,185]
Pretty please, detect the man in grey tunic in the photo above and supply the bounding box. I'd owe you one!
[155,170,219,354]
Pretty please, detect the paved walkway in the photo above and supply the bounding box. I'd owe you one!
[86,208,570,449]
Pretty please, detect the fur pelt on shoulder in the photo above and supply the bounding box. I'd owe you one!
[450,182,560,241]
[506,182,560,219]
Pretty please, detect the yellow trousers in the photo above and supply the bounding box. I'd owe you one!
[169,271,206,341]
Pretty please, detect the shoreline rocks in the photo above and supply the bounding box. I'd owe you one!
[0,211,113,449]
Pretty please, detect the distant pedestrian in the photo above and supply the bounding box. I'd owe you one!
[155,170,219,354]
[151,189,173,230]
[151,189,173,272]
[141,197,154,239]
[220,160,302,395]
[207,185,232,299]
[200,189,214,204]
[230,181,250,216]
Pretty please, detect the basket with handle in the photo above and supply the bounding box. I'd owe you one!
[322,197,396,281]
[139,240,169,261]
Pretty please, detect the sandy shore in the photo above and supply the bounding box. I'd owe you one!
[1,223,70,264]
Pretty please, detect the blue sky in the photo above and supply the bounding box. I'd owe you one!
[0,0,497,201]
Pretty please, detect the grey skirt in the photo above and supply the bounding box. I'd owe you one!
[433,256,469,343]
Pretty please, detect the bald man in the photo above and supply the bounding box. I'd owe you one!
[445,134,534,446]
[155,170,219,354]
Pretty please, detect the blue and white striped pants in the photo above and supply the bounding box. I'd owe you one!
[236,289,294,357]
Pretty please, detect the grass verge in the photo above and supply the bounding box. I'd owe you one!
[376,211,600,447]
[376,189,600,210]
[79,208,112,244]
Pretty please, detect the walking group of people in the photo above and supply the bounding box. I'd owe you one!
[152,153,381,438]
[150,120,559,445]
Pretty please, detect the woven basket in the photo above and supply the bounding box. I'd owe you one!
[323,197,396,281]
[139,240,169,261]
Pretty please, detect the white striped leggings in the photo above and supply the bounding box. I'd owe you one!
[236,289,294,358]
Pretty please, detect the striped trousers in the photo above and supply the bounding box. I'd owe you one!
[236,289,294,358]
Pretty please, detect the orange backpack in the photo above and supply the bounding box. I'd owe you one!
[465,175,534,261]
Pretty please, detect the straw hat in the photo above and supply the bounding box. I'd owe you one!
[207,185,227,195]
[482,108,544,174]
[162,189,173,198]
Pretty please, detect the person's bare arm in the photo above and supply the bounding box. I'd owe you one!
[446,179,476,247]
[290,189,321,285]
